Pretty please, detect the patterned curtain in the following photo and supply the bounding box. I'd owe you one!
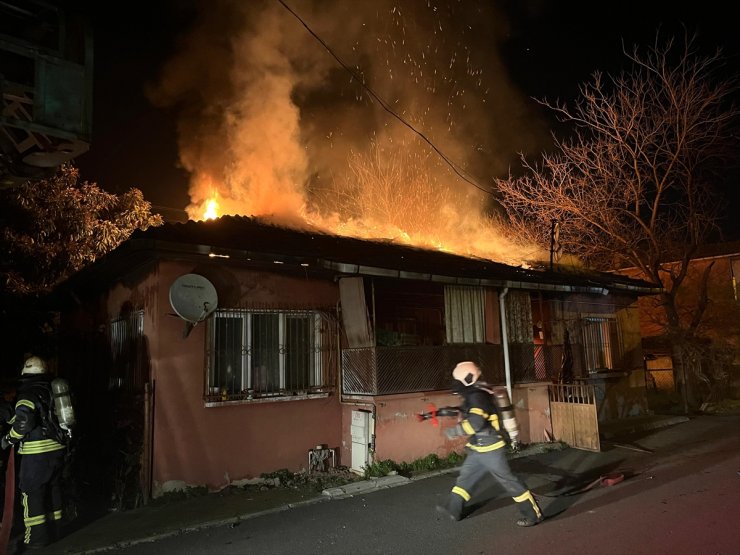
[504,290,533,344]
[548,299,566,345]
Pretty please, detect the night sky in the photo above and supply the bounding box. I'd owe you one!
[71,0,740,238]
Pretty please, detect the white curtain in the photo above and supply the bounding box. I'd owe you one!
[339,277,374,348]
[444,286,485,343]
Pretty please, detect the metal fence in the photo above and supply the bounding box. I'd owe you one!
[342,338,636,397]
[646,369,676,392]
[342,343,592,396]
[341,344,505,395]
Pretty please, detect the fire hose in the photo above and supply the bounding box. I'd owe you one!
[417,403,626,498]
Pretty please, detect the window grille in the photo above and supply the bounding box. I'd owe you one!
[581,316,621,372]
[207,309,332,400]
[109,310,146,391]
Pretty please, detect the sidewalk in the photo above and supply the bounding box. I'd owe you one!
[43,413,693,554]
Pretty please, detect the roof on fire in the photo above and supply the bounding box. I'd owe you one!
[58,215,662,297]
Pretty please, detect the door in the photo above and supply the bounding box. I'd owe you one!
[350,410,371,473]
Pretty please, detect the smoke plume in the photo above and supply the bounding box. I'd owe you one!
[149,0,549,265]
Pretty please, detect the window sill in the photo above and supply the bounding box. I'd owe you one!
[204,391,331,407]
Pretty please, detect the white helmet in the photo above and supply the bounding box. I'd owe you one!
[452,361,481,386]
[21,356,47,375]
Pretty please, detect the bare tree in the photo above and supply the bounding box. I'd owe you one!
[310,139,454,241]
[495,33,740,406]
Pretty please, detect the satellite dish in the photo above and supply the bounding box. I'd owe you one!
[169,274,218,325]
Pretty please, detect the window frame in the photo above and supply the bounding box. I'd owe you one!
[206,308,327,404]
[109,309,145,391]
[580,314,622,373]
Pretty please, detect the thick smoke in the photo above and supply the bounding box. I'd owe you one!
[149,0,549,264]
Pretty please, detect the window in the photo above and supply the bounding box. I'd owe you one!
[109,310,146,391]
[207,309,329,400]
[444,285,485,344]
[581,316,621,372]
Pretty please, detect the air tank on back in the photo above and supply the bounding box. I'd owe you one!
[51,377,76,430]
[492,387,520,446]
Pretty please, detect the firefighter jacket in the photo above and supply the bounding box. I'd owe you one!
[5,374,66,455]
[457,385,506,453]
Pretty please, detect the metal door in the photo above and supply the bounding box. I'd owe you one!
[350,410,370,473]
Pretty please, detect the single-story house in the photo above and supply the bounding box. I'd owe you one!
[52,216,661,500]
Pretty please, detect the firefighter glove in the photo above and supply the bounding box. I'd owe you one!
[444,425,464,440]
[0,435,9,450]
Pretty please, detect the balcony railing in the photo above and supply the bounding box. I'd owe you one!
[341,344,506,395]
[341,343,599,396]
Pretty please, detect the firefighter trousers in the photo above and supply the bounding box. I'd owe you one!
[18,449,65,547]
[445,448,542,521]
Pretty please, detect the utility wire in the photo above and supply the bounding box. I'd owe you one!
[276,0,494,196]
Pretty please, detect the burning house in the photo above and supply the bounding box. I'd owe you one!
[53,215,660,499]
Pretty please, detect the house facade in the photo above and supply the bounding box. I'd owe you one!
[53,216,658,500]
[619,242,740,403]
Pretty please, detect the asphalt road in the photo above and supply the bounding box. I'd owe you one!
[120,415,740,555]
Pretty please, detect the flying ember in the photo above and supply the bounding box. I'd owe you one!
[160,1,547,267]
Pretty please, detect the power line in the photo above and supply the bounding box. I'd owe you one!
[276,0,494,196]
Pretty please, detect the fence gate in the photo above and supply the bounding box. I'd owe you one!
[548,384,600,452]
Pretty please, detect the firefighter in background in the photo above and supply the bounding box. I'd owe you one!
[1,356,66,549]
[436,361,544,526]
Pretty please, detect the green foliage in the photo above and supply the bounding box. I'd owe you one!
[0,164,163,296]
[363,451,465,479]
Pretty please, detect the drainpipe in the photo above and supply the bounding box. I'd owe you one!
[499,288,512,399]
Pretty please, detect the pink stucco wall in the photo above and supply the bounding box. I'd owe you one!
[106,259,344,494]
[339,387,556,469]
[340,392,466,469]
[373,392,465,462]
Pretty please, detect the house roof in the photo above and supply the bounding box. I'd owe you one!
[58,215,662,298]
[691,241,740,261]
[616,240,740,273]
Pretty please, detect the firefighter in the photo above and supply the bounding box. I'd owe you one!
[436,361,544,526]
[1,356,66,549]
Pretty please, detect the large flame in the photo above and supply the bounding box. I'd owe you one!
[203,197,219,220]
[157,1,548,267]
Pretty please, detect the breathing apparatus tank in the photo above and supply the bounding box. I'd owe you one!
[491,387,520,447]
[51,377,76,431]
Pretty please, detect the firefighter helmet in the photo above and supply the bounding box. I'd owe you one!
[452,361,481,386]
[21,356,47,375]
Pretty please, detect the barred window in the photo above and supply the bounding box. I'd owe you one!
[109,310,146,392]
[581,316,621,372]
[207,309,330,401]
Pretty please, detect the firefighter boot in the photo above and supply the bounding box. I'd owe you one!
[513,490,544,527]
[436,492,465,522]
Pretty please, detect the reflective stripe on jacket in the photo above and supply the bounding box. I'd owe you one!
[8,376,66,455]
[460,387,506,453]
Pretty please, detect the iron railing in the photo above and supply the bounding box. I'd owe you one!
[342,344,506,395]
[341,342,606,396]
